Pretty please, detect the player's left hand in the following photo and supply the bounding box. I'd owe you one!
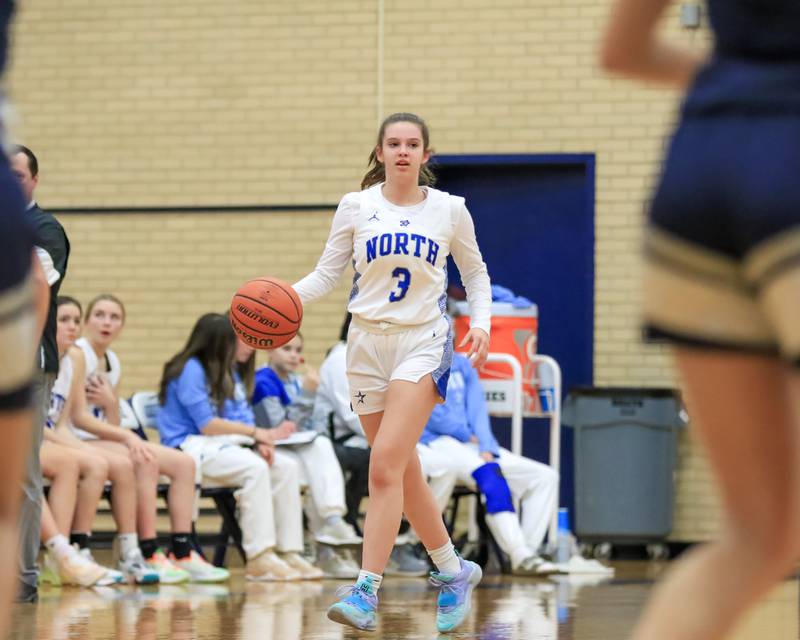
[459,327,489,369]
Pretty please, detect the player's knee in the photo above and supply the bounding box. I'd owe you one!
[85,457,109,482]
[273,453,300,481]
[59,456,81,482]
[137,456,160,479]
[240,451,271,484]
[368,455,402,492]
[111,456,135,483]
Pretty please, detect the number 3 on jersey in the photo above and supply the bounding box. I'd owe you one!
[389,267,411,302]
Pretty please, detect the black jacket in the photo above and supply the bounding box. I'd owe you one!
[30,203,70,374]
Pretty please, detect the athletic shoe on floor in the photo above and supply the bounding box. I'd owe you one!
[326,580,378,631]
[169,550,230,583]
[245,550,301,582]
[118,548,160,585]
[429,557,482,633]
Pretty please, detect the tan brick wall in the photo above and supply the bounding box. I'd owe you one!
[58,209,349,395]
[9,0,720,540]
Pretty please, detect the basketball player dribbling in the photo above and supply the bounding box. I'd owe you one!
[602,1,800,639]
[291,112,492,632]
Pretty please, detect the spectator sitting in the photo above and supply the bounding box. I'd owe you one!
[250,333,362,548]
[44,295,158,585]
[417,350,560,576]
[38,296,120,584]
[70,294,225,584]
[157,312,320,581]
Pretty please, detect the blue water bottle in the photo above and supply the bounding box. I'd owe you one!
[556,507,572,564]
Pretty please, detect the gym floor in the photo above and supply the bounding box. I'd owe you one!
[8,559,798,639]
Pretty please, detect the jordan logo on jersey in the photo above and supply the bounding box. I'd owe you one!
[368,211,380,222]
[365,232,440,266]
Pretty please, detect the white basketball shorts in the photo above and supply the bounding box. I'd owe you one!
[346,314,453,415]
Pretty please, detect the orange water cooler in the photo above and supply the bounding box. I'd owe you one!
[453,301,545,416]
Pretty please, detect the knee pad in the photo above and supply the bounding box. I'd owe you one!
[471,462,515,514]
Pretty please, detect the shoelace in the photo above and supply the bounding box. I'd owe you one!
[429,574,462,610]
[334,584,376,611]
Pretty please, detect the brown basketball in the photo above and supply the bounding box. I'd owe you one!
[229,277,303,350]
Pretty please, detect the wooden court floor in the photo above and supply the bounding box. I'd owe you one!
[8,561,798,639]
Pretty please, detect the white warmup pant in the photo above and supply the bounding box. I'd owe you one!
[180,435,304,558]
[418,436,559,566]
[416,443,459,513]
[277,435,348,527]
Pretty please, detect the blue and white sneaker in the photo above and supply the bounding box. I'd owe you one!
[326,580,379,631]
[429,557,483,633]
[118,548,160,585]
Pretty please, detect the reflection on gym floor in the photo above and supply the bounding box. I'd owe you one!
[8,563,799,640]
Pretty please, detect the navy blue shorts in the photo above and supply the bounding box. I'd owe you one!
[0,158,37,409]
[644,114,800,364]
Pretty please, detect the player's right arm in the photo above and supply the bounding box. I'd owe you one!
[292,193,357,305]
[31,255,49,341]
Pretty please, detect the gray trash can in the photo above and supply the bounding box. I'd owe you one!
[562,387,684,545]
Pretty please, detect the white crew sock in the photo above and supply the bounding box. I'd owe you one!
[117,533,139,558]
[355,569,382,595]
[44,534,73,561]
[427,540,461,576]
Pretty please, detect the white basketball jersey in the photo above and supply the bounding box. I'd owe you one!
[71,337,121,440]
[47,353,73,429]
[294,183,491,331]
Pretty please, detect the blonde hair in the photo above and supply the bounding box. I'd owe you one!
[85,293,126,323]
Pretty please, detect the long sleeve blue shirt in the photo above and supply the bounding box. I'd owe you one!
[251,366,315,430]
[157,358,255,448]
[420,353,500,457]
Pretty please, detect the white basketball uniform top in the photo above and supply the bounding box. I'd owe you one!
[71,337,121,440]
[293,183,491,332]
[47,353,73,429]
